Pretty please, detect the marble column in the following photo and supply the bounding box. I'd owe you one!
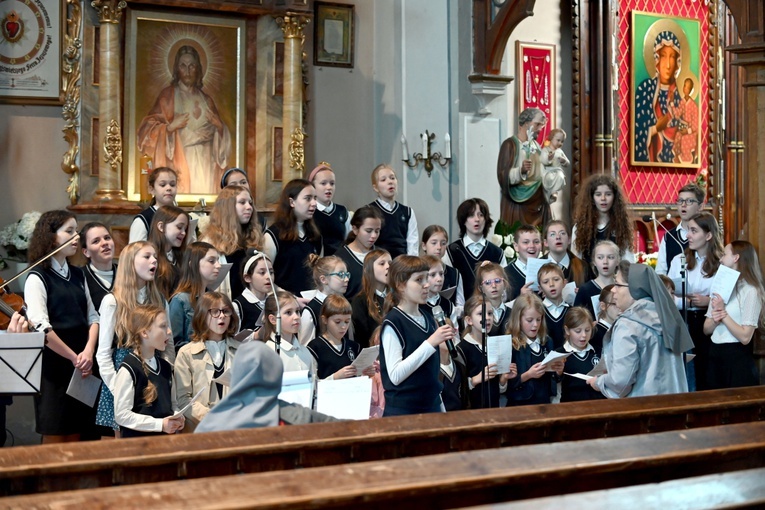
[92,0,128,202]
[276,14,310,183]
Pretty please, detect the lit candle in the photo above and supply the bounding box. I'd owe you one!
[422,133,428,156]
[444,133,451,159]
[401,135,409,161]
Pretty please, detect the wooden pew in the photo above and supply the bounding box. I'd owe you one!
[4,422,765,509]
[1,387,764,496]
[467,467,765,509]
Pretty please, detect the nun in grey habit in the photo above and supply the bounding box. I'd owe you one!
[591,262,693,398]
[196,340,336,433]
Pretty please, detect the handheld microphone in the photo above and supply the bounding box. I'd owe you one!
[432,305,458,360]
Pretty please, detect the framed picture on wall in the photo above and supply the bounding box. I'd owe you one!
[0,0,66,105]
[516,41,556,144]
[630,11,701,168]
[124,9,246,204]
[314,2,354,68]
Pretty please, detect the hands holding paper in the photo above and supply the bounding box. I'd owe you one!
[75,348,94,378]
[709,293,728,323]
[162,415,185,434]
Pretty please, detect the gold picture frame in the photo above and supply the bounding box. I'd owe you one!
[0,0,66,105]
[630,11,702,168]
[124,9,246,204]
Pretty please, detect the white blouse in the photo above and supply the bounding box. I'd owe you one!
[706,281,761,344]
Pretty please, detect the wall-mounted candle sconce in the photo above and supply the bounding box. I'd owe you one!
[401,130,451,177]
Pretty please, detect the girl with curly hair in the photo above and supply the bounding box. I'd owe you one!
[25,210,100,442]
[571,174,634,279]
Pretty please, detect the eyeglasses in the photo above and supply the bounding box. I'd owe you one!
[482,278,503,286]
[613,283,629,288]
[606,301,619,308]
[327,271,351,280]
[676,199,699,206]
[208,308,233,318]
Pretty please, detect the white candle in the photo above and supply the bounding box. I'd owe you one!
[444,133,451,159]
[401,135,409,161]
[421,133,428,156]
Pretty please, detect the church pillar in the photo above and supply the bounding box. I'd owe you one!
[90,0,129,202]
[276,14,310,183]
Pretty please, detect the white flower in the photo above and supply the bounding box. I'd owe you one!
[504,246,516,260]
[0,224,16,246]
[196,214,211,236]
[489,234,503,247]
[503,234,514,246]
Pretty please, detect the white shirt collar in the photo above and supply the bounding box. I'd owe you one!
[462,332,483,350]
[242,288,265,306]
[549,252,570,269]
[526,337,541,353]
[543,297,568,315]
[138,286,149,304]
[316,201,334,213]
[514,258,527,272]
[376,198,396,211]
[51,257,69,277]
[563,342,594,354]
[462,234,486,248]
[375,288,388,298]
[204,339,227,365]
[426,293,440,306]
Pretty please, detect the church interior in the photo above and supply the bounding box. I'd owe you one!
[0,0,764,506]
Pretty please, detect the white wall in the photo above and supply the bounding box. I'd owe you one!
[0,105,70,234]
[307,0,456,237]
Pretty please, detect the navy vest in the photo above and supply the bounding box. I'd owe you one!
[369,201,410,259]
[380,307,441,412]
[134,207,156,234]
[664,228,688,272]
[119,352,173,438]
[82,264,116,312]
[233,296,264,331]
[447,240,503,297]
[335,245,365,299]
[313,204,349,256]
[307,336,361,380]
[266,225,322,295]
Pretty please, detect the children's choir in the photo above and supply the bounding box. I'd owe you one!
[11,166,761,442]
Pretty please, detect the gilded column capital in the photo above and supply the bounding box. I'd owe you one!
[275,14,310,41]
[103,119,123,172]
[91,0,127,24]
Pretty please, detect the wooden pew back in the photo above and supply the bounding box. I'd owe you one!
[4,422,765,509]
[1,387,764,495]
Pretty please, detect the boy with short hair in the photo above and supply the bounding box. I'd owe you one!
[504,225,541,301]
[537,262,569,350]
[444,198,505,295]
[656,183,704,275]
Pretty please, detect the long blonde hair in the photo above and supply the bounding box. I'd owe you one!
[124,305,167,405]
[506,294,548,350]
[112,242,166,347]
[204,186,263,255]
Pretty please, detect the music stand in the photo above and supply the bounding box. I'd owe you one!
[0,332,44,395]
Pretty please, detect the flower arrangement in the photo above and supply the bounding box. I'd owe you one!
[636,251,658,269]
[0,211,41,270]
[491,219,520,262]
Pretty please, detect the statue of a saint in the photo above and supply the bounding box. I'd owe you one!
[496,108,551,227]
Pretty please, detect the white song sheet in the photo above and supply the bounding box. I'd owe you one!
[316,377,373,420]
[486,335,513,374]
